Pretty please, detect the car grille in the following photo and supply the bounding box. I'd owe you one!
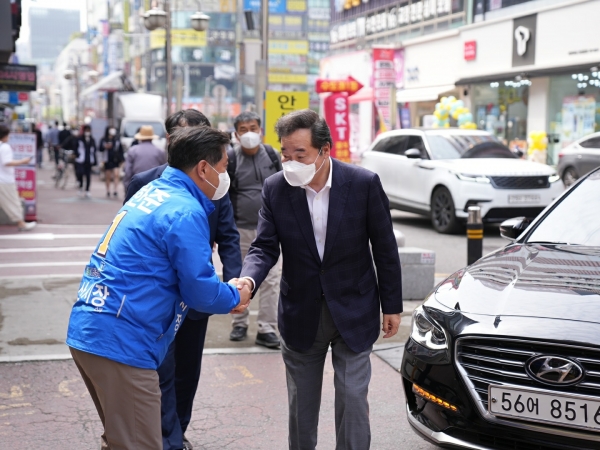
[455,337,600,412]
[490,176,550,189]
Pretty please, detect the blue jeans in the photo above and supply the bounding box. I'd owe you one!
[158,315,210,450]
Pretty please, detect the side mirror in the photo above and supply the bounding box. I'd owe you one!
[499,216,530,241]
[405,148,422,159]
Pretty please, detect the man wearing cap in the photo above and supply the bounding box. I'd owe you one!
[123,124,167,189]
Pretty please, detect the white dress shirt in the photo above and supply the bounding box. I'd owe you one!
[302,158,333,261]
[242,158,333,293]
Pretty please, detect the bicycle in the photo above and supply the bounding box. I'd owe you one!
[54,149,75,189]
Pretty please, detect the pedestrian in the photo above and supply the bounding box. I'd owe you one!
[66,125,250,450]
[228,111,283,348]
[74,124,97,198]
[33,125,43,168]
[124,109,242,450]
[46,121,60,166]
[99,126,124,198]
[0,125,36,231]
[235,109,403,449]
[123,125,167,189]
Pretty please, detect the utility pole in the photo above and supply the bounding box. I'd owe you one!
[165,0,173,118]
[255,0,268,120]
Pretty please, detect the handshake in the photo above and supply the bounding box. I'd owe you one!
[228,278,254,314]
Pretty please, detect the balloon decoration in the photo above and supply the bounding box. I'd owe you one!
[432,96,477,129]
[527,131,548,164]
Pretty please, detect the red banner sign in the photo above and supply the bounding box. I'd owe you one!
[324,93,351,163]
[316,76,363,95]
[10,133,37,221]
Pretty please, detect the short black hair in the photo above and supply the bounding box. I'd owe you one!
[165,109,211,134]
[275,109,332,149]
[234,111,261,131]
[0,125,9,140]
[168,126,230,172]
[83,125,91,132]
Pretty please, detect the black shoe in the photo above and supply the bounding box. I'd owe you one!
[256,332,280,349]
[182,434,193,450]
[230,326,248,341]
[106,192,110,197]
[113,192,118,197]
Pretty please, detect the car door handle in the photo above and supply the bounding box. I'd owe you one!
[577,155,583,159]
[417,165,434,170]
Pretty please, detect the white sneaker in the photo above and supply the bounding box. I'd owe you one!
[18,221,37,232]
[85,192,91,198]
[78,189,84,197]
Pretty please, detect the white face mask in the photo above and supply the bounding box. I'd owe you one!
[282,148,325,187]
[239,131,261,149]
[205,164,231,200]
[108,129,116,136]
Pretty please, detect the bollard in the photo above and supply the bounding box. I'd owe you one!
[467,206,483,265]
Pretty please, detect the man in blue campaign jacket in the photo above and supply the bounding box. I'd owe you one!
[125,109,242,450]
[66,126,251,450]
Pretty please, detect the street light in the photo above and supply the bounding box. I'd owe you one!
[143,1,210,117]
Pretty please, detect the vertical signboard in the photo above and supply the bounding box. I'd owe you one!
[264,91,310,149]
[372,48,396,132]
[9,133,37,221]
[324,93,351,162]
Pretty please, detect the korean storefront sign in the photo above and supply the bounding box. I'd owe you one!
[324,94,351,162]
[373,48,396,132]
[331,0,453,44]
[9,133,37,221]
[150,29,207,49]
[0,64,37,92]
[264,91,310,149]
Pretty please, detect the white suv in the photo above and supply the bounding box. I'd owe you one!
[361,129,564,233]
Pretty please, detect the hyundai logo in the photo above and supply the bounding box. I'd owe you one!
[526,356,584,385]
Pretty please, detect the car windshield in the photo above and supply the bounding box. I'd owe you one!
[122,121,165,138]
[426,134,498,159]
[527,171,600,246]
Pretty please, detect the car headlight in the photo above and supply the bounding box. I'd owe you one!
[455,173,490,183]
[410,306,448,350]
[549,173,560,183]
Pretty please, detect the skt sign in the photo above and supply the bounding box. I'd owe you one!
[324,94,351,162]
[315,76,364,95]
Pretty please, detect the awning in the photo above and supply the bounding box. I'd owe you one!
[396,84,456,103]
[80,71,136,98]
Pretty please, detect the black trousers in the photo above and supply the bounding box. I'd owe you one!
[76,163,92,191]
[158,315,209,450]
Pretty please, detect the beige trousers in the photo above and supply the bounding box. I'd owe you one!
[0,183,23,222]
[70,347,162,450]
[232,227,281,334]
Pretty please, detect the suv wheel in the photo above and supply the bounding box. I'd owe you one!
[562,167,579,188]
[431,187,459,234]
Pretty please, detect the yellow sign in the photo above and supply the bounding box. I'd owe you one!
[264,91,310,150]
[287,0,307,11]
[268,73,308,84]
[150,29,207,50]
[268,40,309,55]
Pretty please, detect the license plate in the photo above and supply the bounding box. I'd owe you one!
[489,385,600,431]
[508,194,541,204]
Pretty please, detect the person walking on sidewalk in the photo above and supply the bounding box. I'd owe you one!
[123,125,167,189]
[46,121,60,166]
[99,126,124,198]
[66,125,250,450]
[228,111,283,349]
[0,125,36,231]
[236,109,403,449]
[74,125,98,198]
[125,109,242,450]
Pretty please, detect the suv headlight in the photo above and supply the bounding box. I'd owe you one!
[410,306,448,350]
[455,173,490,183]
[549,173,560,183]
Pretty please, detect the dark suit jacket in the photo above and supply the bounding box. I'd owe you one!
[241,158,402,353]
[124,163,242,320]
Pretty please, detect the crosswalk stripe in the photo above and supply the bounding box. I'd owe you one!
[0,261,89,268]
[0,246,96,253]
[0,234,103,240]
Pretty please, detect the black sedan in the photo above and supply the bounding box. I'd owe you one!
[401,167,600,449]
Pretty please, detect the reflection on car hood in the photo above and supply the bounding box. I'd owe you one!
[434,244,600,323]
[423,158,555,176]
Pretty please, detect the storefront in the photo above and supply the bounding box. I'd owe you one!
[456,0,600,163]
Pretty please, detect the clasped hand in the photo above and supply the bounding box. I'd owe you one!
[228,278,253,314]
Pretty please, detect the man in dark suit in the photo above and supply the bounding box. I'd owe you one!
[234,109,402,449]
[125,109,242,450]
